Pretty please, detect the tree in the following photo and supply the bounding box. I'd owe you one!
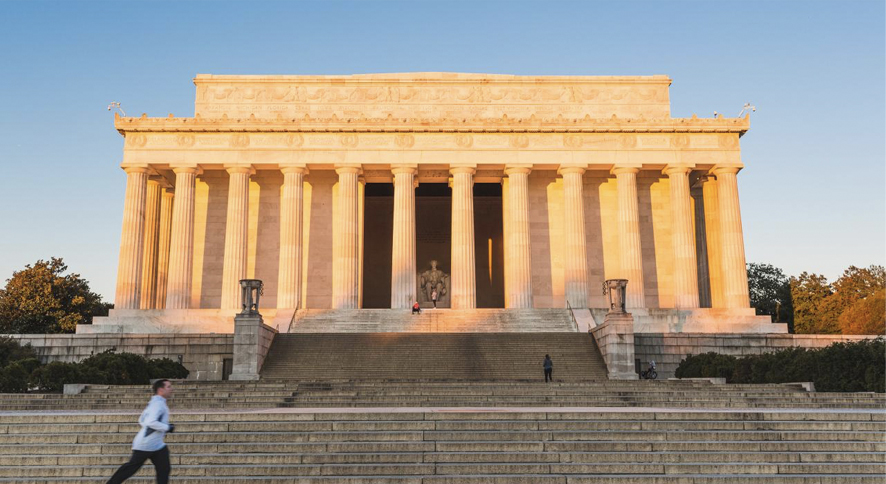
[0,258,111,334]
[839,289,886,335]
[790,272,839,334]
[832,266,885,335]
[747,263,793,328]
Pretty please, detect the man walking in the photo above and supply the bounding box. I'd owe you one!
[107,379,175,484]
[543,354,553,382]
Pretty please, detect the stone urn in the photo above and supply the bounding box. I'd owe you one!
[603,279,628,314]
[239,279,264,315]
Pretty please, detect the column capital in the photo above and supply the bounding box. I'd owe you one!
[710,165,742,176]
[611,166,641,176]
[335,164,363,175]
[225,164,255,175]
[663,165,693,176]
[504,165,532,176]
[171,165,201,175]
[391,164,418,175]
[280,164,309,175]
[558,165,587,176]
[122,165,150,175]
[449,165,476,175]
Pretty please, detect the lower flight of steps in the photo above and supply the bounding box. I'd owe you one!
[0,410,882,483]
[288,308,579,333]
[1,380,884,411]
[261,333,607,381]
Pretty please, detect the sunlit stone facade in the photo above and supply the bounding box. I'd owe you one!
[86,73,781,334]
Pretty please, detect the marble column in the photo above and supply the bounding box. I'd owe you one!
[450,166,476,309]
[165,166,198,310]
[561,166,589,308]
[114,166,149,310]
[665,166,701,308]
[138,179,162,309]
[154,188,174,309]
[277,166,307,309]
[221,166,252,310]
[391,165,417,309]
[712,166,751,308]
[504,166,533,308]
[333,165,361,309]
[613,166,646,309]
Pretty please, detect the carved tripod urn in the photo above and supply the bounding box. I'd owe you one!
[239,279,264,315]
[602,279,629,314]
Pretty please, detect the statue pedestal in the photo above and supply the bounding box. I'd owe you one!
[590,312,638,380]
[229,313,277,381]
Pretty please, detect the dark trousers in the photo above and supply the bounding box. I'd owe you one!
[107,446,170,484]
[544,368,552,382]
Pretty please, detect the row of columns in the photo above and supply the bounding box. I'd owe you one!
[114,164,750,312]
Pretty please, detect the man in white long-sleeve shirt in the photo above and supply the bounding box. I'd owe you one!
[107,379,175,484]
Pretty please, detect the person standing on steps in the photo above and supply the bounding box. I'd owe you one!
[107,379,175,484]
[431,289,438,309]
[543,355,553,382]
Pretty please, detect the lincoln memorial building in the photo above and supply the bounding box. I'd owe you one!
[85,73,783,335]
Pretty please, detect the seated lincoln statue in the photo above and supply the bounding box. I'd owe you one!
[418,260,450,308]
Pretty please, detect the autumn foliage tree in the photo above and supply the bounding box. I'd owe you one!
[0,258,111,334]
[789,265,885,335]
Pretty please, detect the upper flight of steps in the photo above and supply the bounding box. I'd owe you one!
[288,308,578,333]
[0,410,883,483]
[261,333,606,381]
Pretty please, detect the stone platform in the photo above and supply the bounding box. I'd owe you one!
[288,309,578,333]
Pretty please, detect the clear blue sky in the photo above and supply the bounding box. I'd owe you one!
[0,1,883,301]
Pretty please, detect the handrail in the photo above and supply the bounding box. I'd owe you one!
[566,300,579,332]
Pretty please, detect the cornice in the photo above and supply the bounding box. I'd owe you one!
[114,113,749,136]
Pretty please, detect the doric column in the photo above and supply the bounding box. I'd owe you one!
[114,166,149,310]
[220,166,252,310]
[165,166,198,310]
[561,166,589,308]
[333,165,361,309]
[613,166,646,309]
[450,166,476,309]
[504,166,533,308]
[665,166,701,308]
[138,179,162,309]
[277,166,307,309]
[154,188,174,309]
[391,165,417,309]
[712,166,751,308]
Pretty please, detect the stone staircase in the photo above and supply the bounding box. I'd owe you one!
[261,333,605,381]
[0,409,882,482]
[1,380,884,411]
[288,309,578,332]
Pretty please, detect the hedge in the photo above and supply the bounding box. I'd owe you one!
[675,338,885,393]
[0,341,190,393]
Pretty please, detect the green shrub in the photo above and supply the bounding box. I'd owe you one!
[14,357,42,376]
[0,337,38,367]
[674,352,737,380]
[0,362,30,393]
[675,338,885,392]
[149,357,190,380]
[30,361,82,392]
[78,351,153,385]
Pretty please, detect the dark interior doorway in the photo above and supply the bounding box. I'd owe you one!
[362,183,393,308]
[361,181,504,309]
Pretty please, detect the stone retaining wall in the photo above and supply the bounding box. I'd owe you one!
[2,334,234,381]
[635,333,876,379]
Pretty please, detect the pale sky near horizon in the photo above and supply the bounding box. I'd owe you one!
[0,0,883,301]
